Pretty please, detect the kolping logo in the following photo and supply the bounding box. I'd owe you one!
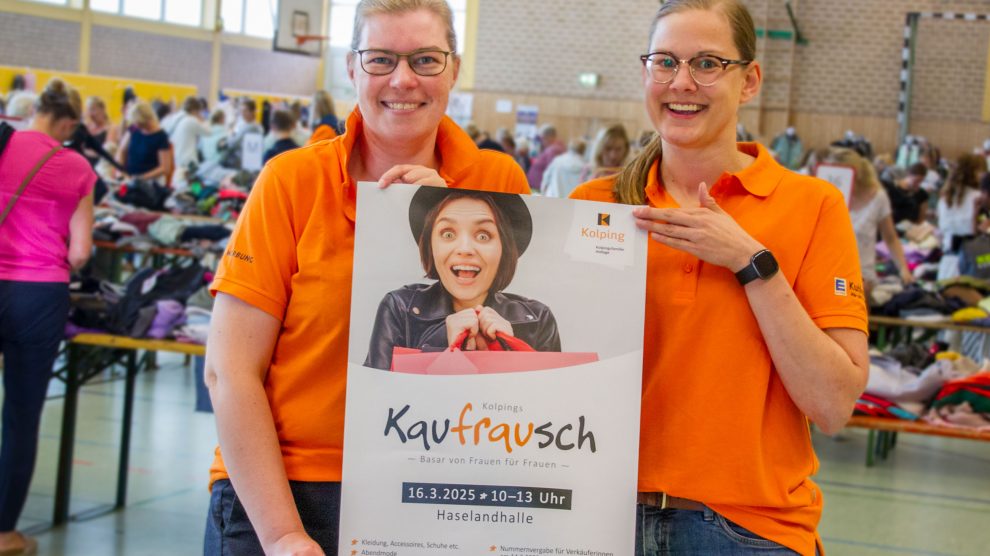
[597,213,610,226]
[834,278,847,296]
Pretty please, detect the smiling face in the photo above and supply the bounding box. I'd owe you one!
[644,8,760,151]
[430,197,503,311]
[348,8,459,148]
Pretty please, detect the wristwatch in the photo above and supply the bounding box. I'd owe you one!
[735,249,779,286]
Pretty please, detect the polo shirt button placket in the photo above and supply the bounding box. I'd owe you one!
[683,263,693,274]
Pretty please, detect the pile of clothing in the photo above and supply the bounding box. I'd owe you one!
[92,208,233,249]
[110,166,256,220]
[68,262,213,345]
[857,346,990,432]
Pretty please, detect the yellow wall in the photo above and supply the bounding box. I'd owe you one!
[1,65,197,121]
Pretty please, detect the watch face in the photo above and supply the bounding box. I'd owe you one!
[752,250,779,278]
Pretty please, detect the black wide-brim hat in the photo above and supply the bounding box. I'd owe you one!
[408,187,533,257]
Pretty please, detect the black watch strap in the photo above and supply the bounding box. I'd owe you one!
[735,249,778,286]
[735,262,761,286]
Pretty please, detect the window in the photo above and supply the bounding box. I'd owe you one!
[122,0,161,20]
[164,0,202,26]
[92,0,203,27]
[222,0,279,38]
[329,0,467,52]
[220,0,244,33]
[243,0,277,38]
[90,0,119,12]
[23,0,68,5]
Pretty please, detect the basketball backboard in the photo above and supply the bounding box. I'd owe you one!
[273,0,326,57]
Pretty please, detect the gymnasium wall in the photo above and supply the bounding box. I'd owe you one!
[89,25,212,96]
[0,10,79,72]
[466,0,990,157]
[0,1,319,104]
[3,0,990,157]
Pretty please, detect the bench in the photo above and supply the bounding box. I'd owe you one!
[50,333,205,526]
[844,415,990,466]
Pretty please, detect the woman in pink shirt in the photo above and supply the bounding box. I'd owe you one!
[0,78,95,555]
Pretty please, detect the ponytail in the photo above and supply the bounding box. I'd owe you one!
[613,134,662,205]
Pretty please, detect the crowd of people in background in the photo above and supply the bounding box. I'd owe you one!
[0,75,362,214]
[454,113,990,347]
[6,68,990,302]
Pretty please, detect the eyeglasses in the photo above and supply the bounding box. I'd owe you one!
[352,48,453,76]
[640,52,751,87]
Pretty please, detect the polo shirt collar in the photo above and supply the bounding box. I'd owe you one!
[644,142,781,207]
[435,114,482,185]
[732,142,781,197]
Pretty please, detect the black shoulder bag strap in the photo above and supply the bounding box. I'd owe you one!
[0,143,63,228]
[0,122,14,156]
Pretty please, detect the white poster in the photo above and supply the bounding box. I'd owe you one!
[446,92,474,127]
[815,163,855,207]
[341,183,647,556]
[495,99,514,114]
[515,105,539,141]
[240,132,264,171]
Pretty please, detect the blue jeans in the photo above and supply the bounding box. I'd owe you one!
[203,479,340,556]
[0,280,69,531]
[635,504,802,556]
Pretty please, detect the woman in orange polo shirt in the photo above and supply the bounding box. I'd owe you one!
[203,1,529,555]
[571,1,869,554]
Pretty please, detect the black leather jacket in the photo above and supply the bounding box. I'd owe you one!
[364,281,561,370]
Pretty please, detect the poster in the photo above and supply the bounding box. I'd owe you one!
[240,132,264,171]
[815,163,855,207]
[446,92,474,128]
[341,183,647,556]
[515,105,539,141]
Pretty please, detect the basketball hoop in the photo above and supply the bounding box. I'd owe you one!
[294,34,329,47]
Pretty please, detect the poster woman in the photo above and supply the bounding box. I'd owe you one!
[364,188,560,370]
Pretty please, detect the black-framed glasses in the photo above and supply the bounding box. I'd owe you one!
[640,52,751,86]
[352,48,453,76]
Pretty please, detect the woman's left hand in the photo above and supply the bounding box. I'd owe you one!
[378,165,447,189]
[476,306,513,344]
[633,182,763,271]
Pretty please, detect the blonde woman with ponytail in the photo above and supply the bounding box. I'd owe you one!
[571,1,868,554]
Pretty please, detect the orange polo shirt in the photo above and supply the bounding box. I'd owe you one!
[571,143,867,556]
[306,123,338,145]
[209,108,530,488]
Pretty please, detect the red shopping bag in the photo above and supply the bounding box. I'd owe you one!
[390,332,599,375]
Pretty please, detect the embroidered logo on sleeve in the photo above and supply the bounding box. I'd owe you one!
[225,249,255,264]
[848,280,865,300]
[834,278,847,296]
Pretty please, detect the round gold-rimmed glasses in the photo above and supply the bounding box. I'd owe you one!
[640,51,752,86]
